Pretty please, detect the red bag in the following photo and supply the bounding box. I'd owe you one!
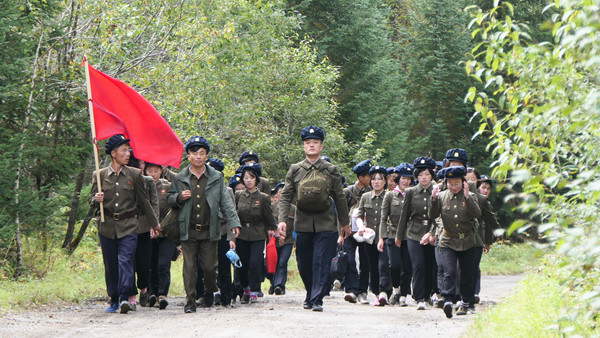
[266,236,278,274]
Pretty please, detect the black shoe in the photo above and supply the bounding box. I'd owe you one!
[303,301,312,310]
[456,305,468,315]
[148,295,157,308]
[268,285,275,295]
[196,297,205,307]
[159,296,169,310]
[203,292,214,307]
[474,295,480,304]
[436,297,445,309]
[184,306,196,313]
[119,301,131,314]
[443,302,453,319]
[214,293,221,306]
[139,292,149,307]
[312,304,323,312]
[274,286,283,295]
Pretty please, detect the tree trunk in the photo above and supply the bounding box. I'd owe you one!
[62,171,85,249]
[67,206,96,255]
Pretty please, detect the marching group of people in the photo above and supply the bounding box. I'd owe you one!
[90,125,500,319]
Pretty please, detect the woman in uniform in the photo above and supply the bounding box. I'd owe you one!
[356,165,388,305]
[234,163,276,304]
[430,166,481,318]
[379,163,414,306]
[269,183,295,295]
[395,157,437,310]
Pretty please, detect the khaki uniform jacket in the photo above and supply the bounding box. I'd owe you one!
[379,189,405,239]
[167,165,241,242]
[235,189,276,242]
[219,187,236,242]
[476,194,500,246]
[279,158,349,233]
[137,175,159,234]
[429,189,481,251]
[356,190,386,235]
[89,165,158,239]
[258,177,271,194]
[396,184,436,242]
[273,201,295,246]
[155,179,171,222]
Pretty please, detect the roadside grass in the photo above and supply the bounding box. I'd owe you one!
[480,241,546,275]
[467,255,600,337]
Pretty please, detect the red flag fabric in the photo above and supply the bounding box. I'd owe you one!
[88,64,183,168]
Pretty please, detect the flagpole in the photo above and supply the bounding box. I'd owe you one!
[84,55,105,222]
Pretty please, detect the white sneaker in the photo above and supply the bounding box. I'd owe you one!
[333,280,341,291]
[358,293,369,304]
[399,296,408,307]
[416,301,426,310]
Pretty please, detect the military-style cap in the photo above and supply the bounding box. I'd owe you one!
[386,167,396,175]
[435,161,443,171]
[207,158,225,172]
[240,162,262,177]
[438,166,467,179]
[369,165,387,176]
[413,157,436,170]
[395,163,415,177]
[238,151,259,165]
[445,148,468,164]
[104,134,130,155]
[480,174,493,186]
[185,136,210,153]
[272,182,285,195]
[321,156,332,163]
[144,162,161,169]
[301,126,325,141]
[353,159,373,175]
[229,174,243,189]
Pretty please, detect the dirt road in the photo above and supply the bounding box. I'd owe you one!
[1,275,520,337]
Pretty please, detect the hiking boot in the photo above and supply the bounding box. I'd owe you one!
[344,293,357,303]
[399,296,408,307]
[416,301,426,310]
[389,293,400,305]
[443,302,454,319]
[158,296,169,310]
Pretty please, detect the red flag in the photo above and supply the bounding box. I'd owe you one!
[87,64,183,168]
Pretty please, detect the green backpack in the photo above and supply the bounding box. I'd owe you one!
[296,165,332,213]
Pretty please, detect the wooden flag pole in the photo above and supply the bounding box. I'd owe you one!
[84,56,105,222]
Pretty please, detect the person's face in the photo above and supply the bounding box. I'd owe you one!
[371,173,385,192]
[139,161,145,171]
[479,182,491,196]
[417,170,432,187]
[111,143,130,166]
[187,147,208,170]
[387,173,398,190]
[399,176,412,191]
[465,172,478,183]
[243,171,257,190]
[448,160,465,167]
[243,159,257,165]
[234,183,245,191]
[358,174,371,187]
[146,166,162,183]
[447,177,463,195]
[303,138,323,157]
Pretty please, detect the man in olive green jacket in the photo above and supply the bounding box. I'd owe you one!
[167,136,241,313]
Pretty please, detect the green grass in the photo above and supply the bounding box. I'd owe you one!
[480,241,546,275]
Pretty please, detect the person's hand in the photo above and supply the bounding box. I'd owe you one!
[395,238,402,247]
[94,192,104,202]
[337,234,345,246]
[150,225,160,239]
[484,244,490,253]
[429,234,436,246]
[377,238,384,252]
[229,240,236,250]
[340,225,351,239]
[357,226,365,237]
[232,227,240,238]
[464,181,470,199]
[432,185,440,200]
[278,222,287,238]
[420,232,430,245]
[180,190,192,201]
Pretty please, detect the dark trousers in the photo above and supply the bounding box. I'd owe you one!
[378,241,392,295]
[364,241,381,295]
[440,246,476,304]
[134,232,152,292]
[217,234,233,305]
[149,237,176,296]
[406,238,435,302]
[400,239,412,296]
[99,233,137,303]
[434,238,445,295]
[181,239,218,307]
[272,243,294,289]
[296,231,337,306]
[236,239,265,292]
[342,236,368,295]
[385,238,402,289]
[474,246,483,295]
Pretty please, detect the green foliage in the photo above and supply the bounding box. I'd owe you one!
[466,0,600,330]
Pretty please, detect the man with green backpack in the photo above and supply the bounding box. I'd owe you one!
[278,126,350,312]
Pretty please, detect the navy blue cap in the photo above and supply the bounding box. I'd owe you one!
[229,174,243,189]
[435,161,443,171]
[240,162,262,177]
[386,167,396,175]
[353,159,373,175]
[238,151,259,165]
[480,174,493,186]
[395,163,415,177]
[445,148,468,164]
[321,156,331,163]
[104,134,130,155]
[369,165,387,176]
[272,182,285,195]
[185,136,210,153]
[207,158,225,172]
[144,162,161,169]
[301,126,325,141]
[413,157,436,170]
[438,166,467,179]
